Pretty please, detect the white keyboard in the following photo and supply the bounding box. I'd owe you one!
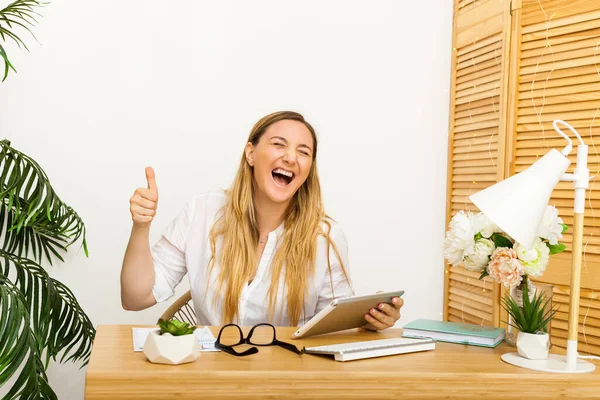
[304,337,435,362]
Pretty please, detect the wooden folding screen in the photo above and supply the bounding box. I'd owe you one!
[444,0,600,356]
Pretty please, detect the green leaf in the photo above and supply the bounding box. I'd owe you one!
[547,243,566,255]
[479,269,489,280]
[474,232,483,241]
[0,274,58,399]
[500,279,557,334]
[492,233,513,249]
[561,223,568,233]
[0,0,44,83]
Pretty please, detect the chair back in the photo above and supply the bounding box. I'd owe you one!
[157,290,197,325]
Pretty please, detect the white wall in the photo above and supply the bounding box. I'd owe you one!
[0,0,452,398]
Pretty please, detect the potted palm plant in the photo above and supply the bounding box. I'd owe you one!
[143,319,200,365]
[502,277,558,360]
[0,1,96,399]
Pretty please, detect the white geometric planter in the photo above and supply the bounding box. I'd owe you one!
[143,330,200,365]
[517,331,550,360]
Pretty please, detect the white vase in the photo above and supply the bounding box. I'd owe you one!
[143,330,201,365]
[516,331,550,360]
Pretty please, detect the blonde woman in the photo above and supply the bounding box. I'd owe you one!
[120,111,403,330]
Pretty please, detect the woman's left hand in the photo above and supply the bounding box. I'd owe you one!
[363,296,404,331]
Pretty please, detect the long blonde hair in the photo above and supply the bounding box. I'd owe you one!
[207,111,349,325]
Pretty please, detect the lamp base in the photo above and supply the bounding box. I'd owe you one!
[501,352,595,373]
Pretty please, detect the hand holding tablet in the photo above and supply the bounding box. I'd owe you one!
[291,290,405,339]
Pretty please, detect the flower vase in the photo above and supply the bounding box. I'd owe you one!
[505,278,554,346]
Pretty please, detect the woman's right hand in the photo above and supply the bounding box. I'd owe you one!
[129,167,159,227]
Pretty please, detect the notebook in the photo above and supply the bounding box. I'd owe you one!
[402,319,505,348]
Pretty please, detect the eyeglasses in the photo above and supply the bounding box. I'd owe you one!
[215,323,304,357]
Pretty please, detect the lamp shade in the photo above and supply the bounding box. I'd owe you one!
[469,148,570,249]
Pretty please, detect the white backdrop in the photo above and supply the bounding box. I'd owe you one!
[0,0,452,398]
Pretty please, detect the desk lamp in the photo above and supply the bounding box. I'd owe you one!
[469,120,595,373]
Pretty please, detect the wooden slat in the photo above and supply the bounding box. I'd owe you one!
[454,119,499,133]
[520,64,600,84]
[523,8,600,35]
[518,91,600,107]
[457,48,502,72]
[520,54,600,75]
[456,88,501,105]
[458,33,502,56]
[521,45,600,68]
[518,109,600,124]
[522,0,600,26]
[454,112,498,126]
[519,73,600,93]
[456,0,504,48]
[516,118,600,132]
[521,35,600,61]
[457,40,502,64]
[454,127,499,139]
[455,103,500,119]
[519,82,600,100]
[457,57,503,78]
[456,64,502,86]
[519,99,600,116]
[521,27,600,52]
[455,95,500,112]
[456,80,501,100]
[552,335,600,355]
[522,17,600,44]
[453,150,499,161]
[449,285,494,305]
[448,299,493,318]
[456,71,502,92]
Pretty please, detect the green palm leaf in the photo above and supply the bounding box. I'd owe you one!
[0,252,95,368]
[0,0,43,81]
[0,139,88,264]
[0,140,94,397]
[0,273,57,400]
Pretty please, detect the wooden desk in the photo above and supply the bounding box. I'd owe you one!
[85,325,600,399]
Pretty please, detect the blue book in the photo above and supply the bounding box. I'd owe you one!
[402,319,505,348]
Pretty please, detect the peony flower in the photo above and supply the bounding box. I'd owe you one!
[471,213,501,238]
[514,237,550,278]
[444,211,476,266]
[537,205,564,245]
[488,248,524,288]
[464,238,495,272]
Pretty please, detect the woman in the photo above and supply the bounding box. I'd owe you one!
[120,111,403,329]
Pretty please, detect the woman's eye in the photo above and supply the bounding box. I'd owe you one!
[273,142,285,147]
[300,151,310,156]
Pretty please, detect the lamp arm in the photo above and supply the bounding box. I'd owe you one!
[553,120,589,369]
[554,120,585,156]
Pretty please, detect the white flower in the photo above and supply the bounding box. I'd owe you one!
[443,211,476,266]
[537,205,564,245]
[471,213,501,238]
[464,238,495,272]
[514,237,550,278]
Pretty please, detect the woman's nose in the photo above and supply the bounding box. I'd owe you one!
[283,148,297,164]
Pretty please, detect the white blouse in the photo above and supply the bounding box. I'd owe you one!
[151,190,354,326]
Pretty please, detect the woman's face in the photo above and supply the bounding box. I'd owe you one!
[246,119,314,205]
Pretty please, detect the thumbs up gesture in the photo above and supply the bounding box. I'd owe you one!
[129,167,159,227]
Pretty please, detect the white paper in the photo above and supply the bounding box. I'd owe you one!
[132,326,219,352]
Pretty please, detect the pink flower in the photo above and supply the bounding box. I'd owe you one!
[488,248,524,288]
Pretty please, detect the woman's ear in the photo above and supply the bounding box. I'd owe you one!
[245,142,254,167]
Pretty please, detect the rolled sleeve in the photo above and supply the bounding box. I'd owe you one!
[151,199,195,303]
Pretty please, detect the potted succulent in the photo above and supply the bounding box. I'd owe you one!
[143,318,200,365]
[502,277,558,360]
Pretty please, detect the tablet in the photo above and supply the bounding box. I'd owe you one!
[291,290,405,339]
